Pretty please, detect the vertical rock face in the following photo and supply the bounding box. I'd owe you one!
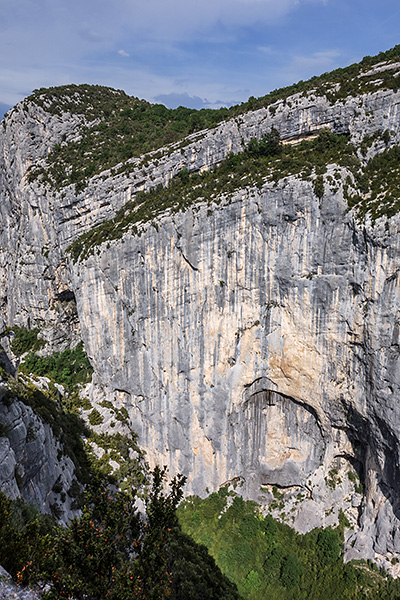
[1,85,400,329]
[69,168,400,567]
[237,388,325,488]
[2,77,400,568]
[0,385,77,521]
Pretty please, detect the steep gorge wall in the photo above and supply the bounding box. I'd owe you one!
[1,86,400,329]
[0,383,78,521]
[2,85,400,568]
[70,167,400,567]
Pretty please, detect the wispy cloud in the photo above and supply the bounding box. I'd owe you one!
[154,92,210,109]
[115,0,299,42]
[0,0,399,109]
[0,0,311,105]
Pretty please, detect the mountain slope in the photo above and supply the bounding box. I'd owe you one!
[2,45,400,575]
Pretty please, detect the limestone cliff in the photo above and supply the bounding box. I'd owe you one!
[2,50,400,571]
[0,378,78,522]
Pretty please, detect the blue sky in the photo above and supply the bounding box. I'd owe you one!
[1,0,400,114]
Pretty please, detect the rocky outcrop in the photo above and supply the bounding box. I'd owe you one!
[0,381,78,522]
[0,565,42,600]
[2,75,400,570]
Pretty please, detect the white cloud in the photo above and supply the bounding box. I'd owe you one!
[0,0,334,107]
[153,91,235,109]
[154,92,208,109]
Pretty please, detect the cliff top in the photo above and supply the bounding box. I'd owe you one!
[5,43,400,193]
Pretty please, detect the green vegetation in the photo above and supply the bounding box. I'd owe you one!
[325,467,342,490]
[40,467,187,600]
[84,430,146,496]
[100,400,129,424]
[0,469,240,600]
[6,476,400,600]
[0,492,55,584]
[168,529,241,600]
[313,174,325,199]
[88,407,104,426]
[67,129,360,262]
[1,367,399,599]
[348,470,363,495]
[178,488,400,600]
[14,44,400,236]
[19,341,93,390]
[27,84,230,191]
[246,127,282,158]
[22,44,400,194]
[22,44,400,195]
[2,329,147,495]
[2,374,148,498]
[66,125,400,263]
[345,142,400,221]
[9,326,45,356]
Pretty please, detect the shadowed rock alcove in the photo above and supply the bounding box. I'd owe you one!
[235,378,326,494]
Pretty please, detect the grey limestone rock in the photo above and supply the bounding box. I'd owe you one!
[0,383,78,522]
[2,81,400,570]
[0,577,42,600]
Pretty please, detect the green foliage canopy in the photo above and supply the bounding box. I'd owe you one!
[20,342,93,390]
[177,488,400,600]
[10,326,45,356]
[0,469,241,600]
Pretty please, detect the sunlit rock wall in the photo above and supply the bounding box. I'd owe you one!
[70,168,400,568]
[2,84,400,568]
[1,86,400,329]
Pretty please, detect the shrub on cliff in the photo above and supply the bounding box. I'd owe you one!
[0,492,54,583]
[1,467,241,600]
[20,342,93,390]
[247,128,282,158]
[9,326,45,356]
